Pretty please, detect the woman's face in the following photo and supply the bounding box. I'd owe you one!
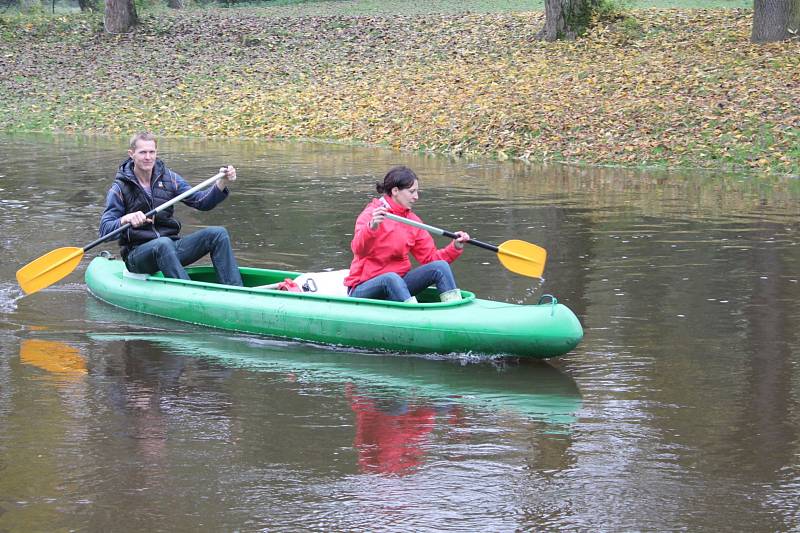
[391,180,419,209]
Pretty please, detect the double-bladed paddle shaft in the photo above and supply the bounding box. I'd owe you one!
[382,211,547,278]
[16,171,226,295]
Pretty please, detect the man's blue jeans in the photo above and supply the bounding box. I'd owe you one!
[349,260,457,302]
[125,226,243,286]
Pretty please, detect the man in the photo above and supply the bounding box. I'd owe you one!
[99,132,243,285]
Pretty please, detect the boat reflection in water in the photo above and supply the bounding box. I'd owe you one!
[345,382,467,474]
[92,331,582,475]
[86,298,582,475]
[90,330,581,416]
[89,329,581,472]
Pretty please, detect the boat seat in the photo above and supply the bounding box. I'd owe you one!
[122,268,149,280]
[255,269,349,297]
[294,269,349,297]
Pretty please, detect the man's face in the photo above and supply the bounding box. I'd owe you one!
[128,139,157,176]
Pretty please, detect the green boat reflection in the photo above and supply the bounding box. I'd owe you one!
[88,328,583,426]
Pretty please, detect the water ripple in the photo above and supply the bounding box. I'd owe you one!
[0,282,24,313]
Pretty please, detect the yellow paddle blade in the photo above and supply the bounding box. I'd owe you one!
[20,339,87,377]
[16,247,84,295]
[496,239,547,278]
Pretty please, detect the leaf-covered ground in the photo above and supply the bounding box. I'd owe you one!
[0,8,798,174]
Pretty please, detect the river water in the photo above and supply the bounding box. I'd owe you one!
[1,133,798,531]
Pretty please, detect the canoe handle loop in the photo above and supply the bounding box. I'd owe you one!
[100,250,114,260]
[537,294,558,315]
[301,278,317,293]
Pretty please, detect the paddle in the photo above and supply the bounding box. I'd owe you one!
[16,171,226,295]
[381,211,547,278]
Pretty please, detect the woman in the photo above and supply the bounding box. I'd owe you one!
[345,166,470,303]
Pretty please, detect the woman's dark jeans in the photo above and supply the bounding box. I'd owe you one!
[349,260,456,302]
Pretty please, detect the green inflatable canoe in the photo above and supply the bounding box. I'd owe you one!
[85,257,584,359]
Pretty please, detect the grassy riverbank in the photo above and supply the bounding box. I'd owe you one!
[0,4,797,175]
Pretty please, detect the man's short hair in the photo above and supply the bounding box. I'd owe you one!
[129,131,157,151]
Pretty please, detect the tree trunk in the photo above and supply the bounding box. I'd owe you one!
[751,0,800,42]
[78,0,99,12]
[104,0,137,34]
[538,0,601,41]
[167,0,184,9]
[794,0,800,32]
[20,0,41,13]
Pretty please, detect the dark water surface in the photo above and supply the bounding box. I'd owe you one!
[1,133,799,531]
